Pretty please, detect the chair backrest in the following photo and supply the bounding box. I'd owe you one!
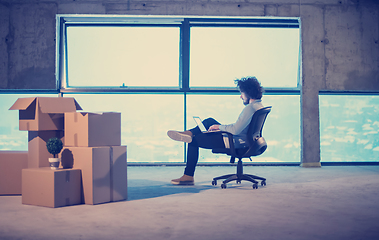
[243,106,272,157]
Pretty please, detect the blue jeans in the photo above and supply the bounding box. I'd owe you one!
[184,118,226,177]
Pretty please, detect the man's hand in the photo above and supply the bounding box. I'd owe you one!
[208,124,220,131]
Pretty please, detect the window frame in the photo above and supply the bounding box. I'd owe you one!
[56,14,301,95]
[318,90,379,163]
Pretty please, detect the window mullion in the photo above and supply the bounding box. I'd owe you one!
[179,19,190,92]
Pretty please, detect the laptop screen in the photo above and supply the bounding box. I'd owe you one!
[193,116,207,132]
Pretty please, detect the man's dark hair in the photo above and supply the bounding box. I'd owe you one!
[234,76,264,99]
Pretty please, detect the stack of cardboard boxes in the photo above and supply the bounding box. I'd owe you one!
[63,112,127,205]
[0,97,127,208]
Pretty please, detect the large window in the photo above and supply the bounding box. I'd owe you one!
[66,27,180,87]
[190,27,300,88]
[54,15,301,163]
[319,94,379,162]
[63,94,185,162]
[187,94,300,162]
[57,16,300,91]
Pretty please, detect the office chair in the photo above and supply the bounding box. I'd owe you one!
[211,106,271,189]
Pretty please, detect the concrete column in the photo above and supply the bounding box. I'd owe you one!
[324,4,379,91]
[300,5,326,167]
[7,3,57,89]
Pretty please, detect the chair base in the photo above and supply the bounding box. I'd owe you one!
[212,159,266,189]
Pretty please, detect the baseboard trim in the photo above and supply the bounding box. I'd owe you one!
[127,162,379,167]
[300,162,322,168]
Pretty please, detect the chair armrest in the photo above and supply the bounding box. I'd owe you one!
[204,131,237,156]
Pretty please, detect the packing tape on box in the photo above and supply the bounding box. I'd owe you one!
[110,147,114,202]
[64,171,76,206]
[66,171,70,183]
[65,172,70,205]
[74,133,78,147]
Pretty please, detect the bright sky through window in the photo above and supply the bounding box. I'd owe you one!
[66,26,299,88]
[190,27,300,88]
[67,27,180,87]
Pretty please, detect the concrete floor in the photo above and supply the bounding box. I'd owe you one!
[1,165,379,240]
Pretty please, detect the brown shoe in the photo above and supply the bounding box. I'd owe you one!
[167,130,192,143]
[171,174,194,185]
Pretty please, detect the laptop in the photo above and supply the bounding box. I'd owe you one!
[193,116,207,132]
[193,116,220,133]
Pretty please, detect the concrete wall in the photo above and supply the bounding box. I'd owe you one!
[0,0,378,165]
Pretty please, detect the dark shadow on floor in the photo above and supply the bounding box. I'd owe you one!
[127,179,214,201]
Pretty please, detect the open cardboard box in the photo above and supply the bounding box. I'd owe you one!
[9,97,82,131]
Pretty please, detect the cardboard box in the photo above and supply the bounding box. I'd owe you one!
[110,146,128,202]
[64,112,121,147]
[9,97,82,131]
[0,151,28,195]
[60,146,127,205]
[22,168,81,208]
[28,130,64,168]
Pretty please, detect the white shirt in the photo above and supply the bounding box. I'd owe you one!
[219,99,264,148]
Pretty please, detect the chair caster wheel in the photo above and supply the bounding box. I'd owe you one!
[261,180,266,186]
[237,180,241,184]
[212,180,217,186]
[253,183,258,189]
[221,183,227,189]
